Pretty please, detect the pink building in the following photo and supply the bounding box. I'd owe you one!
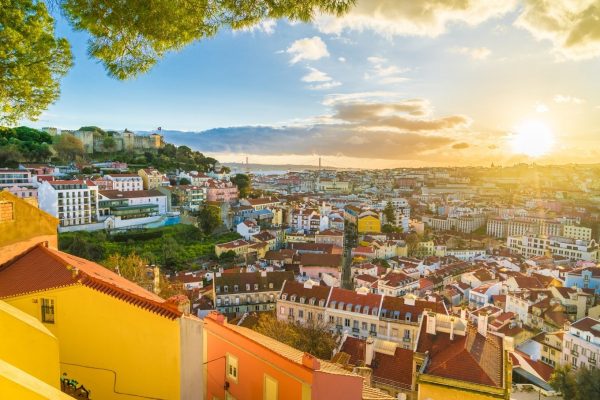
[206,180,239,203]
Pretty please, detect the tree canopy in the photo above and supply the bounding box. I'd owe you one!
[1,0,354,124]
[0,0,72,125]
[550,364,600,400]
[231,173,251,198]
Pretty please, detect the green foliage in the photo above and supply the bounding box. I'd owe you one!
[54,133,85,162]
[219,250,236,262]
[78,126,106,134]
[0,0,73,125]
[550,364,600,400]
[61,0,354,79]
[231,173,251,198]
[254,313,339,360]
[59,224,241,270]
[0,126,53,165]
[382,201,395,223]
[382,224,402,234]
[197,206,222,235]
[179,177,191,185]
[102,136,117,152]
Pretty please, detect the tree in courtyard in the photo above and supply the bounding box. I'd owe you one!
[0,0,72,125]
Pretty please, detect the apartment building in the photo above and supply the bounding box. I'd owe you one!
[38,180,99,227]
[103,173,143,191]
[98,189,167,219]
[138,168,169,190]
[0,168,38,201]
[562,317,600,370]
[565,267,600,294]
[213,270,293,316]
[205,180,239,203]
[563,225,593,241]
[507,235,599,261]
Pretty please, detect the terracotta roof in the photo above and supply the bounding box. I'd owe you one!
[317,229,343,236]
[329,288,382,314]
[416,314,504,388]
[570,317,600,338]
[355,274,378,284]
[0,245,182,319]
[280,280,331,303]
[372,346,414,389]
[338,336,366,366]
[381,297,446,322]
[289,242,336,254]
[217,239,250,249]
[299,253,342,267]
[510,350,554,382]
[379,271,416,288]
[214,270,293,295]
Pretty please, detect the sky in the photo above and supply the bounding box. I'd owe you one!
[25,0,600,168]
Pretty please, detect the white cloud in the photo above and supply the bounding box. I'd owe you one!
[237,19,276,35]
[535,102,549,113]
[553,94,585,104]
[302,67,332,82]
[515,0,600,60]
[286,36,330,64]
[314,0,517,38]
[449,46,492,60]
[338,57,347,62]
[309,81,342,90]
[364,56,410,84]
[300,67,341,90]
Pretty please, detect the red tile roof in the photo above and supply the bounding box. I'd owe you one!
[416,314,503,388]
[0,244,182,319]
[381,297,446,322]
[280,280,332,303]
[329,288,382,313]
[299,253,342,267]
[372,346,414,389]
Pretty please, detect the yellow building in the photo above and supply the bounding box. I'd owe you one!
[0,190,58,265]
[358,211,381,234]
[0,299,72,399]
[138,167,167,190]
[0,195,203,400]
[215,239,250,257]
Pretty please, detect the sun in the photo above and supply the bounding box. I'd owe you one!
[510,120,555,157]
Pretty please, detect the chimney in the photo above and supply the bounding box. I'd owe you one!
[503,336,515,352]
[477,311,488,337]
[153,265,161,295]
[426,312,437,335]
[449,317,455,340]
[365,337,375,366]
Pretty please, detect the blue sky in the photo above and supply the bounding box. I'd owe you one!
[26,1,600,167]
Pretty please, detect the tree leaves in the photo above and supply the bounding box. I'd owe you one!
[0,0,72,124]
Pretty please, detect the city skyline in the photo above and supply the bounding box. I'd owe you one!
[24,1,600,168]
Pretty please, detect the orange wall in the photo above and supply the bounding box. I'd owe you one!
[204,315,363,400]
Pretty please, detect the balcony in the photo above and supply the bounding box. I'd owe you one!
[352,328,360,333]
[571,350,579,357]
[369,331,377,337]
[403,337,411,343]
[589,358,596,365]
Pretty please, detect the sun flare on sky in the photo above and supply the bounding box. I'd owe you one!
[510,120,555,158]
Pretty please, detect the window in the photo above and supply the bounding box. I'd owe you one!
[299,310,304,319]
[344,318,350,327]
[280,306,285,315]
[227,354,238,382]
[308,311,313,320]
[41,298,55,323]
[264,374,278,400]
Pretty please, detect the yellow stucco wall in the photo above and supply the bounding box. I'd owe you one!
[0,300,61,387]
[418,382,504,400]
[0,191,58,264]
[358,215,381,233]
[5,284,183,400]
[0,300,72,399]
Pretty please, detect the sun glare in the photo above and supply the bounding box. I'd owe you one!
[510,120,555,157]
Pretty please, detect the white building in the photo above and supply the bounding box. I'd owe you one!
[236,220,260,240]
[104,173,144,191]
[38,180,99,227]
[562,317,600,370]
[563,225,592,241]
[508,235,599,261]
[98,189,168,217]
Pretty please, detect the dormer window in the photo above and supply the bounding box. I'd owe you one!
[224,286,229,293]
[319,299,325,307]
[300,297,306,304]
[363,306,370,315]
[254,284,259,290]
[309,297,316,305]
[246,284,250,291]
[281,294,288,300]
[355,305,361,313]
[269,283,273,289]
[330,301,337,309]
[346,304,353,312]
[234,285,239,292]
[290,294,297,302]
[338,302,344,310]
[372,308,378,316]
[405,312,412,321]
